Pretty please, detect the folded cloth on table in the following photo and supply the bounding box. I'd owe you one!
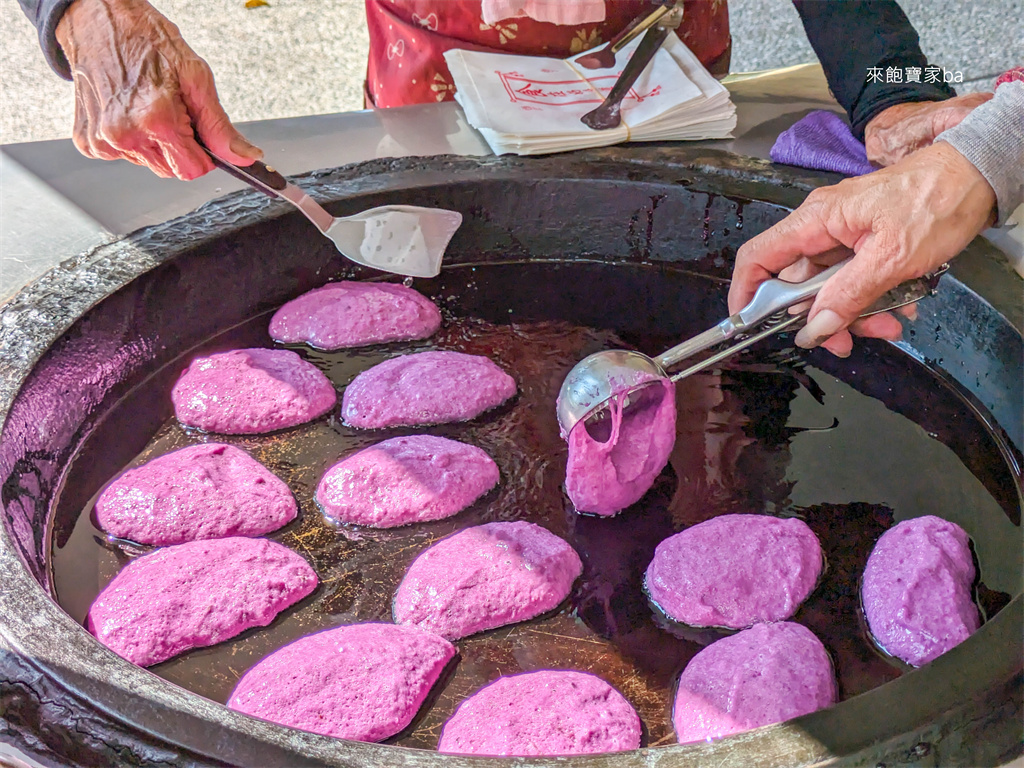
[770,110,876,176]
[481,0,606,26]
[445,33,736,156]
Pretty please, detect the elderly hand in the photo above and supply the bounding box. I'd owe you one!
[55,0,261,179]
[728,142,997,357]
[863,92,992,167]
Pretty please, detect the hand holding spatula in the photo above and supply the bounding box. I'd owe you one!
[199,142,462,278]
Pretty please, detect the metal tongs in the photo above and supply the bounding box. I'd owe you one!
[579,1,683,130]
[556,259,949,435]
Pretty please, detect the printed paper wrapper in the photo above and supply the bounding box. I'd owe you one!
[445,33,736,155]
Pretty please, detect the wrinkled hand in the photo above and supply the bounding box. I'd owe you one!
[728,142,997,357]
[56,0,261,179]
[863,93,992,167]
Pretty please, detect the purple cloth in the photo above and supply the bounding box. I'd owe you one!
[770,111,876,176]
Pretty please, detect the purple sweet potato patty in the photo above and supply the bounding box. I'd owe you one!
[645,514,822,629]
[227,622,455,742]
[564,377,676,516]
[341,350,516,428]
[316,435,498,528]
[393,521,582,640]
[439,670,641,756]
[862,515,980,666]
[88,537,317,667]
[94,443,297,545]
[673,622,836,743]
[172,348,336,434]
[268,281,441,350]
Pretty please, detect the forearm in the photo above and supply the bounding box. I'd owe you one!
[48,0,260,179]
[18,0,78,79]
[793,0,955,139]
[938,82,1024,226]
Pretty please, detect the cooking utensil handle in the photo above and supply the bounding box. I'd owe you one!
[734,258,850,330]
[669,313,805,382]
[603,24,667,103]
[655,247,829,367]
[580,23,670,130]
[610,2,673,53]
[194,135,287,197]
[656,260,948,374]
[654,320,736,369]
[861,264,949,315]
[196,136,335,234]
[734,257,949,330]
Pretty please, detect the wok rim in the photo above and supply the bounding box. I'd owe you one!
[1,148,1020,768]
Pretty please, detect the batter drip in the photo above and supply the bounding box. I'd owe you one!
[564,377,676,516]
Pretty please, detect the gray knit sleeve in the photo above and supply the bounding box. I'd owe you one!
[937,81,1024,226]
[17,0,77,80]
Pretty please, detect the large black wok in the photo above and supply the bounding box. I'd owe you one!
[1,147,1021,767]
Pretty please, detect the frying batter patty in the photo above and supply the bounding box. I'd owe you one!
[316,435,498,528]
[269,281,441,350]
[393,521,582,640]
[172,348,336,434]
[88,537,317,667]
[862,515,979,666]
[439,670,641,756]
[673,622,836,743]
[95,443,297,545]
[645,513,823,628]
[341,350,516,428]
[227,623,455,742]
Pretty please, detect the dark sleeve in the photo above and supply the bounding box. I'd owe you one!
[793,0,956,139]
[18,0,78,80]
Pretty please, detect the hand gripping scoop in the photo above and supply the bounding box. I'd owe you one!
[556,258,949,436]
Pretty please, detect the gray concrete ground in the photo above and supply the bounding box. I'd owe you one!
[0,0,370,143]
[730,0,1022,91]
[1,0,1021,144]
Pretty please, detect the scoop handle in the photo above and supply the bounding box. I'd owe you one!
[655,259,842,368]
[610,3,673,53]
[734,258,850,330]
[580,24,670,130]
[734,257,949,330]
[655,258,948,371]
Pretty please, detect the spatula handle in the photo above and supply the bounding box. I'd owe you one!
[194,134,287,197]
[210,156,288,194]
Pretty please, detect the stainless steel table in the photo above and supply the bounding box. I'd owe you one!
[0,64,842,303]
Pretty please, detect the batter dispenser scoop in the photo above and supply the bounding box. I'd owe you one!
[556,259,949,436]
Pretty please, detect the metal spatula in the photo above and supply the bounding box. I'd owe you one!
[200,147,462,278]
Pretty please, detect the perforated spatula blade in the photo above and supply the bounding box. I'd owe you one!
[200,146,462,278]
[330,205,464,278]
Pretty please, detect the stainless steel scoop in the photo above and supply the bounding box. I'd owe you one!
[201,146,462,278]
[556,259,949,435]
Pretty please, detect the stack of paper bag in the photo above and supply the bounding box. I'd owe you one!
[445,33,736,155]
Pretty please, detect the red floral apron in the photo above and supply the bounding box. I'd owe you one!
[364,0,731,108]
